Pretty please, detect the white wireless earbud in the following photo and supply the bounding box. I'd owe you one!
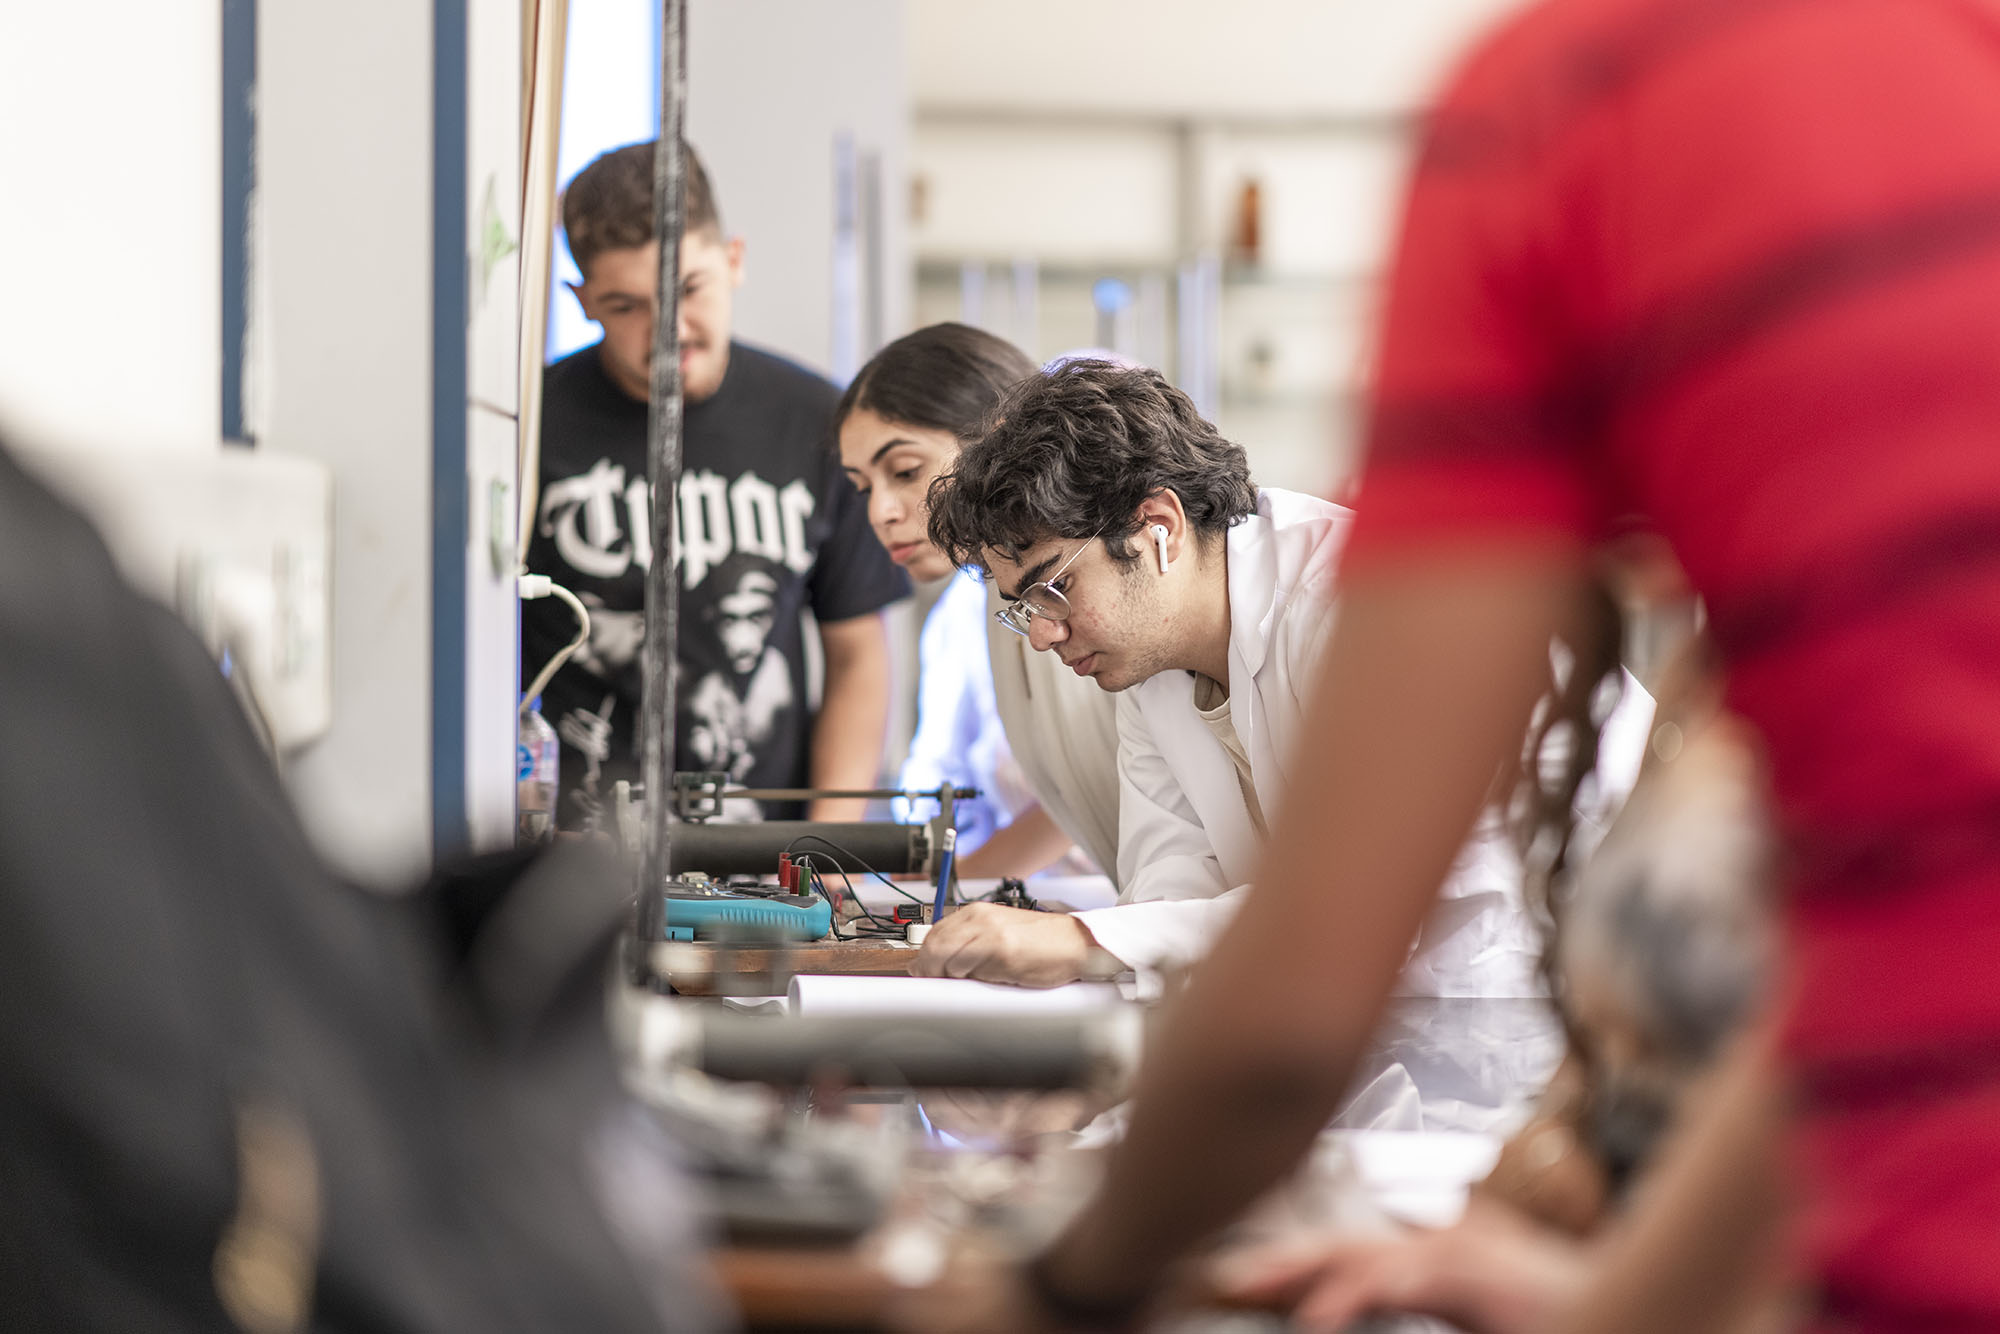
[1150,523,1171,574]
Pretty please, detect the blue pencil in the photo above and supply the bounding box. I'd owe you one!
[932,827,957,922]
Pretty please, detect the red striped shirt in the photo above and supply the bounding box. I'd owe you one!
[1347,0,2000,1323]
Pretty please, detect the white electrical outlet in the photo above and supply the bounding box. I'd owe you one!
[14,444,334,752]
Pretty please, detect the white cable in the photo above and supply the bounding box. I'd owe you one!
[518,572,591,714]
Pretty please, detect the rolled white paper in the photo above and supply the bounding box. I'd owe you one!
[786,974,1123,1017]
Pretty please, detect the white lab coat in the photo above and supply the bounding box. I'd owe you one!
[1073,488,1555,1000]
[985,579,1124,884]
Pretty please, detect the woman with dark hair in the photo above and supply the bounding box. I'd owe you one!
[835,323,1121,882]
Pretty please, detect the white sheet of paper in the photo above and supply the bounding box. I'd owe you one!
[787,973,1124,1017]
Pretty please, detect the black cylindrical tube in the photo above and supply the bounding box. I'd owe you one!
[666,821,926,876]
[695,1012,1101,1089]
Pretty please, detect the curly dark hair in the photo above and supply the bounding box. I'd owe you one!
[833,323,1037,446]
[926,360,1256,570]
[560,139,720,280]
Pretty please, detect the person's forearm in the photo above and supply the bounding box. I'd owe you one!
[957,803,1075,880]
[1039,559,1580,1312]
[809,613,892,823]
[1548,1023,1789,1334]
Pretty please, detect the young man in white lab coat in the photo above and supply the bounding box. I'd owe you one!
[911,360,1536,994]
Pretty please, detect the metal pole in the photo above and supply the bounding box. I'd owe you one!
[640,0,688,896]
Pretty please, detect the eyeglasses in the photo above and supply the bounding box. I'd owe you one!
[993,528,1103,638]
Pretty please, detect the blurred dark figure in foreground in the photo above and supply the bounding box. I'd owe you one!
[906,2,2000,1332]
[0,439,727,1332]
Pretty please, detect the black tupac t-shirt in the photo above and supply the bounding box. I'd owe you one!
[523,341,908,824]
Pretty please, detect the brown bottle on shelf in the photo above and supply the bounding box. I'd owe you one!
[1232,178,1262,268]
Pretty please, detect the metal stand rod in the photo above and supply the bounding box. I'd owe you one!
[640,0,689,899]
[669,787,980,803]
[694,1012,1126,1090]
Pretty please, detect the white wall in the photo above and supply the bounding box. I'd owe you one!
[1,1,522,882]
[256,0,440,887]
[914,123,1180,266]
[688,0,909,379]
[909,0,1525,120]
[0,2,220,455]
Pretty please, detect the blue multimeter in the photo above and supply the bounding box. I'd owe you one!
[659,889,832,942]
[634,875,834,943]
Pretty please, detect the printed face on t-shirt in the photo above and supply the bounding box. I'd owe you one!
[712,567,779,677]
[569,230,743,405]
[837,408,959,583]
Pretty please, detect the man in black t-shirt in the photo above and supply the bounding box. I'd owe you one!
[524,141,908,825]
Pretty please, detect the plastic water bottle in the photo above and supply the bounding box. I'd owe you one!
[518,697,559,844]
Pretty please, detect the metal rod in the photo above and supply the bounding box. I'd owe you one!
[640,0,688,898]
[694,1012,1117,1090]
[632,784,977,803]
[696,787,979,803]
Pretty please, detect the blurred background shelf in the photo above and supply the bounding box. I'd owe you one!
[905,98,1413,496]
